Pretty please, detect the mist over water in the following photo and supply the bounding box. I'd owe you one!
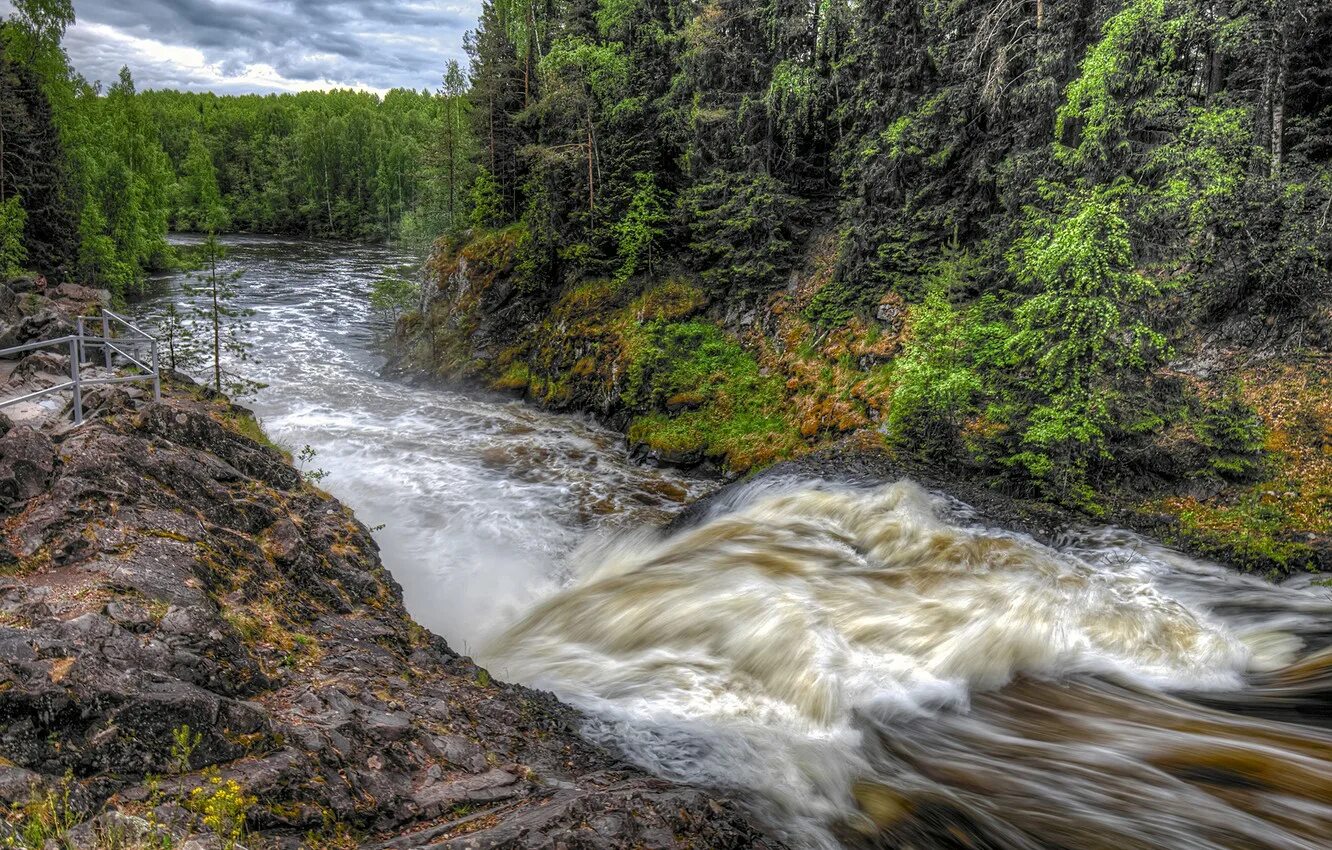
[141,237,1332,849]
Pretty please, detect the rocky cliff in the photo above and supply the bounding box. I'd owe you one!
[0,297,776,848]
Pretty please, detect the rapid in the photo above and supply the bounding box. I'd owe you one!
[140,236,1332,850]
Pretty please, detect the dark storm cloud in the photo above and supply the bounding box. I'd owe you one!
[4,0,481,93]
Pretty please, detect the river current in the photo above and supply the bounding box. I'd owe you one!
[139,236,1332,850]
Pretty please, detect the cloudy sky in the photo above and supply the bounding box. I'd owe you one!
[1,0,480,94]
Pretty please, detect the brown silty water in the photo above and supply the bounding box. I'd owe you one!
[490,482,1332,849]
[139,237,1332,850]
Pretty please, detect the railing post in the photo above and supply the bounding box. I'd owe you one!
[101,313,112,371]
[151,341,161,401]
[68,338,82,426]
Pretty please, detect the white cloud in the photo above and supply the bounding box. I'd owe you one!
[0,0,478,94]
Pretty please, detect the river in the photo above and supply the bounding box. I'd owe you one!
[137,236,1332,850]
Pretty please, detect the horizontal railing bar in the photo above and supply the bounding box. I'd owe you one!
[102,309,154,340]
[0,336,77,358]
[82,336,154,348]
[86,373,157,387]
[0,381,76,407]
[0,372,160,409]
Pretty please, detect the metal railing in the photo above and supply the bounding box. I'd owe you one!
[0,309,160,426]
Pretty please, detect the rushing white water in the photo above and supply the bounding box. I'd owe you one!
[135,236,712,651]
[488,478,1332,848]
[139,237,1332,850]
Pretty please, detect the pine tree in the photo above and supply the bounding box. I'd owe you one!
[154,301,201,373]
[183,234,261,396]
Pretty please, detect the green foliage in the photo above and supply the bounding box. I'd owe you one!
[170,724,202,774]
[1004,180,1168,504]
[613,172,667,281]
[176,132,228,233]
[0,194,28,276]
[1194,381,1267,481]
[469,168,504,230]
[885,254,1006,458]
[6,776,77,850]
[1056,0,1170,168]
[68,67,174,294]
[1143,106,1254,240]
[682,172,804,301]
[186,770,255,850]
[6,0,71,50]
[513,176,557,293]
[370,274,420,321]
[297,444,330,484]
[540,37,628,102]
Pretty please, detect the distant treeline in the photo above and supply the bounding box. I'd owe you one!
[137,82,470,244]
[0,1,473,295]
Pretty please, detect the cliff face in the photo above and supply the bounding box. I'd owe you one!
[0,378,776,849]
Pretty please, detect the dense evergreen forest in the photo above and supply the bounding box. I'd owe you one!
[0,0,1328,560]
[0,0,472,295]
[398,0,1331,565]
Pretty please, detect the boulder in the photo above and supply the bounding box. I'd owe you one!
[0,284,19,324]
[8,350,67,385]
[0,309,72,357]
[4,274,43,294]
[0,425,56,509]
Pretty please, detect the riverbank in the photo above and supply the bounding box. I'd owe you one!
[0,299,776,847]
[389,229,1331,577]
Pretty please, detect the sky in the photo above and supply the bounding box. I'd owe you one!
[0,0,480,95]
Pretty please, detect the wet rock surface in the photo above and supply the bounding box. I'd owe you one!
[0,384,777,848]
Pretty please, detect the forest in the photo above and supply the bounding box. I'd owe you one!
[1,0,1330,552]
[0,0,472,296]
[406,0,1330,559]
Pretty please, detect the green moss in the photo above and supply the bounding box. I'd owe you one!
[622,321,801,471]
[460,223,525,269]
[491,362,531,392]
[555,278,625,318]
[628,279,706,322]
[1163,494,1319,575]
[218,409,290,460]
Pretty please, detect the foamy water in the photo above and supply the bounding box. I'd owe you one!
[140,237,1332,850]
[489,479,1332,847]
[136,236,712,650]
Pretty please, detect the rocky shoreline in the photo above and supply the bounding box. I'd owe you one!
[0,282,778,848]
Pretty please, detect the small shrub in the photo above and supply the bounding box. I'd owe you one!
[170,725,202,774]
[186,772,255,850]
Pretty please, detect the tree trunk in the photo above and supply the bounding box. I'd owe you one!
[1270,20,1289,179]
[586,115,596,228]
[211,251,222,393]
[322,139,335,233]
[446,102,457,221]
